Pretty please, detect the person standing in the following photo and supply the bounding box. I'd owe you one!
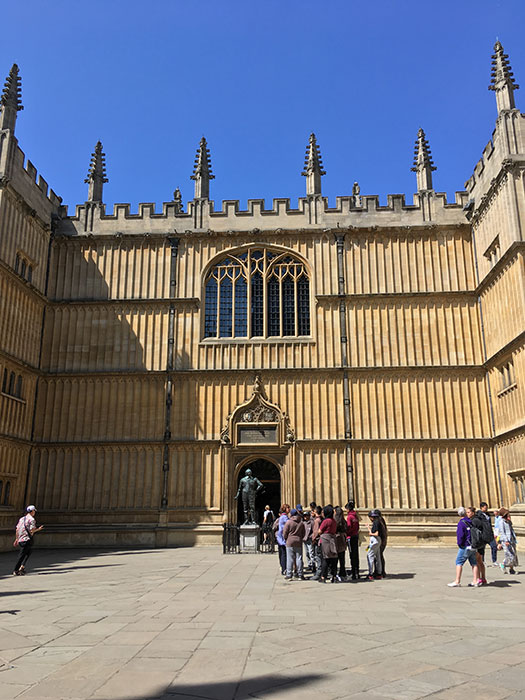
[497,508,518,575]
[334,506,348,581]
[367,510,383,580]
[479,502,498,566]
[346,501,360,579]
[303,510,314,571]
[283,508,306,580]
[311,505,323,580]
[376,509,388,577]
[448,507,479,587]
[319,505,338,583]
[13,506,43,576]
[275,504,290,575]
[262,504,275,543]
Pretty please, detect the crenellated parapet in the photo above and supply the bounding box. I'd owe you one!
[0,137,62,224]
[58,190,469,236]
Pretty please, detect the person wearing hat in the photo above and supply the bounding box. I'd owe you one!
[13,506,44,576]
[367,510,383,580]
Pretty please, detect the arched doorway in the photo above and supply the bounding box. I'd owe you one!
[236,458,281,525]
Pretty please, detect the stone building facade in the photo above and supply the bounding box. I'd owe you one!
[0,43,523,549]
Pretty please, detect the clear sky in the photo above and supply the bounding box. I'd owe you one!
[3,0,525,211]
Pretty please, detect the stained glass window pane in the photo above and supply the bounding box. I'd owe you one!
[204,278,218,337]
[251,272,263,336]
[298,275,310,335]
[219,277,233,337]
[235,277,247,336]
[267,276,280,336]
[282,275,295,335]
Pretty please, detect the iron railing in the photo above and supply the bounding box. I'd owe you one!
[222,523,276,553]
[222,523,240,553]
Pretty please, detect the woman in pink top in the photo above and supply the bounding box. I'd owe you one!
[318,505,338,583]
[13,505,44,576]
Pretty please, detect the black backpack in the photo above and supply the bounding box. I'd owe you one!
[471,513,493,548]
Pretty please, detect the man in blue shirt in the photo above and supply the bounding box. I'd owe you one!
[448,506,480,587]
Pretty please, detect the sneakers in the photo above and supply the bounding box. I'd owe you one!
[447,582,461,587]
[479,578,488,586]
[368,575,375,581]
[468,581,482,587]
[500,563,506,572]
[509,568,516,575]
[284,576,293,581]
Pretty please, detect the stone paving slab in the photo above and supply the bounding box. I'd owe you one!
[0,546,524,699]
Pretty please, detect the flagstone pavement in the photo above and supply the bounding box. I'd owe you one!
[0,546,524,700]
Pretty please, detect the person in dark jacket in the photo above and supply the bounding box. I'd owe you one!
[346,501,360,579]
[376,509,388,577]
[448,506,480,587]
[283,508,306,580]
[318,505,338,583]
[471,507,488,585]
[334,506,348,581]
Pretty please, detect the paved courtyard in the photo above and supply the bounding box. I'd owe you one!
[0,546,524,700]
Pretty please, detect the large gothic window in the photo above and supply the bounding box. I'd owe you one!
[204,249,310,339]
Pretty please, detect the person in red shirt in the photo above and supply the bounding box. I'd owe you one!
[318,505,338,583]
[346,501,360,580]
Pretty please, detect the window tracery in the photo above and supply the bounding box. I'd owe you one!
[204,249,310,339]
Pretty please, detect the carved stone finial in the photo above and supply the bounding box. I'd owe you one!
[191,136,214,200]
[411,128,436,192]
[253,374,263,396]
[301,132,326,196]
[173,187,183,213]
[0,64,23,131]
[84,141,108,203]
[489,41,519,112]
[352,181,361,207]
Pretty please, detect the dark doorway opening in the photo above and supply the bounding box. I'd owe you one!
[236,458,281,526]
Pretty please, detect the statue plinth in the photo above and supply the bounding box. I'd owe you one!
[239,523,260,553]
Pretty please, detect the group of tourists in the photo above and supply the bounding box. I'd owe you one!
[449,502,519,587]
[269,502,388,583]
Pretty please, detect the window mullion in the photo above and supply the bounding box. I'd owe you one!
[215,278,220,338]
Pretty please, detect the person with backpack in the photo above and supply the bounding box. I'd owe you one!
[262,505,275,543]
[470,506,493,585]
[13,505,44,576]
[480,502,498,566]
[448,506,480,587]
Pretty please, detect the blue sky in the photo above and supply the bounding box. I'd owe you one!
[4,0,525,211]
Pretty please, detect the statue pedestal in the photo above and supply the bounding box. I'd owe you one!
[239,524,260,553]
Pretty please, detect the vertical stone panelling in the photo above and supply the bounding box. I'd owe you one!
[35,377,166,442]
[481,255,525,358]
[351,373,490,440]
[353,444,496,510]
[295,446,347,507]
[30,446,162,512]
[169,443,221,511]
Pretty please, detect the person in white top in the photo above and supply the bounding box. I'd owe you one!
[13,505,43,575]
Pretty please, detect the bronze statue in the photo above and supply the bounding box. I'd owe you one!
[235,468,264,524]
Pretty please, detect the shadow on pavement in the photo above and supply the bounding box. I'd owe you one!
[0,590,48,596]
[98,672,326,700]
[0,547,164,581]
[488,579,521,587]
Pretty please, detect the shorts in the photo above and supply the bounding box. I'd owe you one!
[456,547,478,567]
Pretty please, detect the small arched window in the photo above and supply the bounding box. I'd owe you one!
[8,372,15,395]
[204,249,310,339]
[15,375,23,399]
[3,481,10,505]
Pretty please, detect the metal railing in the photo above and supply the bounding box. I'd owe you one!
[222,523,240,553]
[222,523,277,553]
